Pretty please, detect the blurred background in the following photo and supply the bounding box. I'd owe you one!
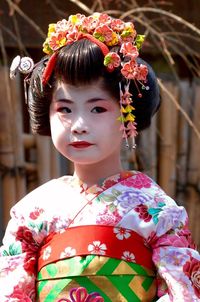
[0,0,200,247]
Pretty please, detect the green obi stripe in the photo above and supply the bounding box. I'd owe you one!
[37,255,155,280]
[37,256,156,301]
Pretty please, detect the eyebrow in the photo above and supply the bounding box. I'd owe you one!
[54,97,110,104]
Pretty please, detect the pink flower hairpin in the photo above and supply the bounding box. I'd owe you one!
[57,287,104,302]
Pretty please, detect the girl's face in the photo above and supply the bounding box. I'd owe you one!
[49,79,123,167]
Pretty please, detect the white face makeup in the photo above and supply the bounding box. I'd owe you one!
[49,80,123,168]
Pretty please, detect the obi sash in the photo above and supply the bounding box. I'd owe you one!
[37,225,157,301]
[38,225,154,271]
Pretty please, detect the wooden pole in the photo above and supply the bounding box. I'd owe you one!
[50,144,61,179]
[186,80,200,246]
[176,80,191,206]
[187,81,200,185]
[10,74,26,200]
[137,114,158,179]
[36,135,51,184]
[23,133,36,149]
[158,80,179,197]
[186,187,200,249]
[0,67,17,227]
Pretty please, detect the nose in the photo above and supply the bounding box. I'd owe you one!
[71,116,89,134]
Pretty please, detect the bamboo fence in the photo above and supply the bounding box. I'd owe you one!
[0,66,200,248]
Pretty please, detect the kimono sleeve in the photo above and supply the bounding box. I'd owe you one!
[149,196,200,301]
[0,205,40,301]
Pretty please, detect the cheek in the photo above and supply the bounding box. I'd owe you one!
[109,119,121,135]
[100,120,122,145]
[50,116,66,146]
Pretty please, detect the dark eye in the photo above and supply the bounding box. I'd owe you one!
[58,107,71,113]
[91,106,107,113]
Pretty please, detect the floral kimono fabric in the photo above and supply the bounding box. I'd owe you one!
[1,170,199,301]
[37,225,157,301]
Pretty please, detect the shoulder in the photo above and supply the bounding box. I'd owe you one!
[20,177,67,200]
[125,171,180,206]
[120,170,162,203]
[10,176,74,216]
[125,170,188,224]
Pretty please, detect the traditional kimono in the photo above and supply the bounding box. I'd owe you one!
[0,171,200,301]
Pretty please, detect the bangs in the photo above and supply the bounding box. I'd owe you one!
[55,39,105,85]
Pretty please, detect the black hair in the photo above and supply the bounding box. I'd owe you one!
[28,39,160,136]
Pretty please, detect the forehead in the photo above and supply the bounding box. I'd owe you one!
[53,79,117,102]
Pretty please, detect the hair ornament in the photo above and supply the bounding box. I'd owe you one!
[42,13,147,83]
[118,81,138,147]
[10,55,34,79]
[42,52,57,85]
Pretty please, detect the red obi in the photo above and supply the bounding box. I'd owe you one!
[38,225,155,272]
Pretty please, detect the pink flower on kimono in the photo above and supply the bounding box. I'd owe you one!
[165,249,189,266]
[121,60,137,79]
[133,173,152,188]
[57,287,104,302]
[7,284,34,302]
[88,241,107,255]
[7,291,32,302]
[29,207,44,220]
[155,233,192,249]
[183,256,200,298]
[135,204,152,222]
[24,252,37,275]
[0,257,21,277]
[177,228,197,249]
[114,227,131,240]
[16,226,38,252]
[104,52,121,70]
[120,42,139,58]
[121,251,135,262]
[121,172,152,189]
[96,208,121,225]
[102,178,117,189]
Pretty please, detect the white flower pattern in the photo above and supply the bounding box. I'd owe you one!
[88,241,107,255]
[42,246,52,260]
[114,227,131,240]
[60,246,76,259]
[121,251,136,262]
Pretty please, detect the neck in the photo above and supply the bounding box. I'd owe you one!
[73,157,123,187]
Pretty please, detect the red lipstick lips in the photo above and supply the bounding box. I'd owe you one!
[70,141,93,148]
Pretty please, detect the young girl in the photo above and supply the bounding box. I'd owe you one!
[1,12,200,302]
